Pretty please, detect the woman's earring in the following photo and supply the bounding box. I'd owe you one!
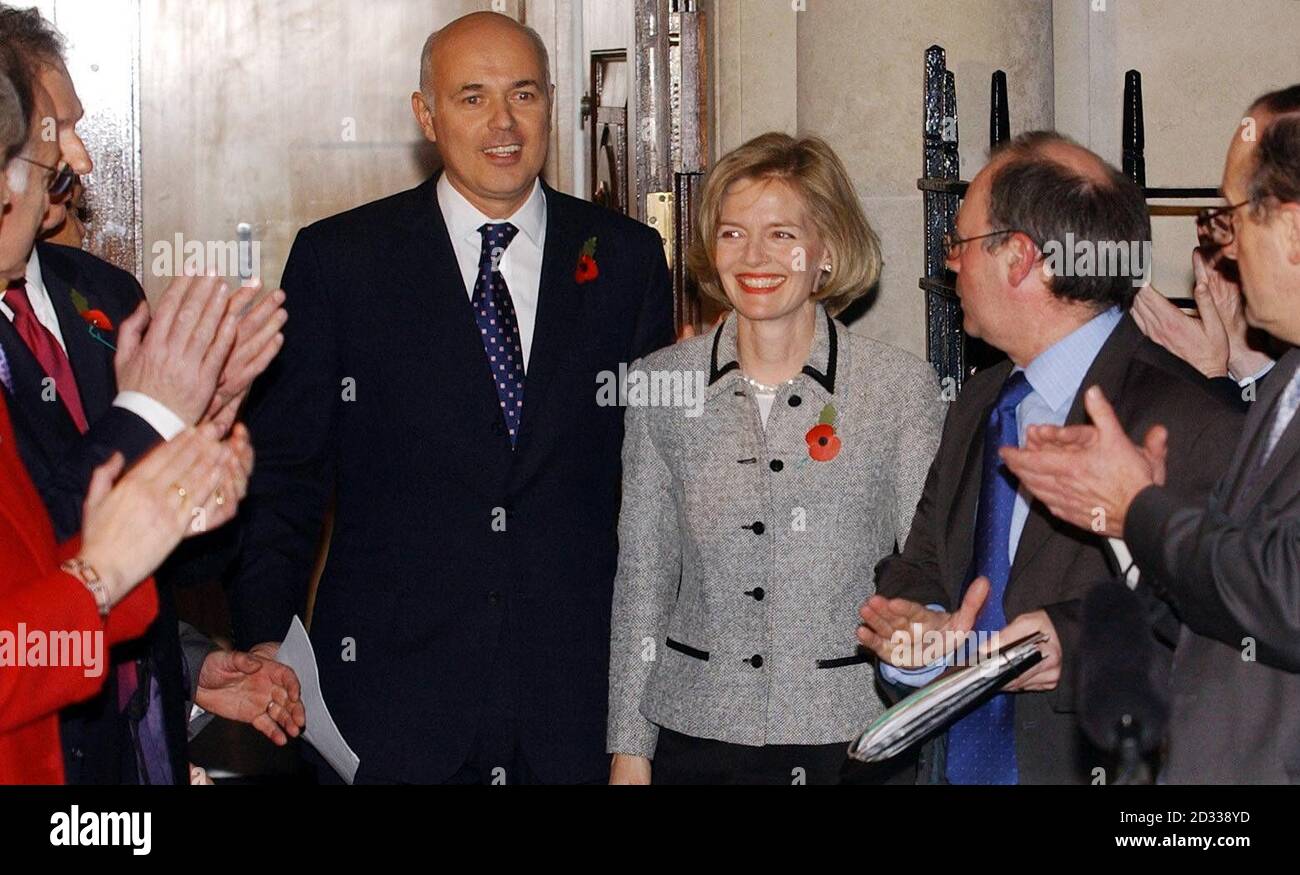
[821,263,833,272]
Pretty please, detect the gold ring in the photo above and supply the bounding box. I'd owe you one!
[171,482,188,501]
[266,700,275,714]
[214,490,226,507]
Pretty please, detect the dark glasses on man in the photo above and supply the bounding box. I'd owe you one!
[15,156,77,199]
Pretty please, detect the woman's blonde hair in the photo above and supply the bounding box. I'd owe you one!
[686,132,882,316]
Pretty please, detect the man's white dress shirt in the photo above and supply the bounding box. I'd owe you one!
[436,174,547,371]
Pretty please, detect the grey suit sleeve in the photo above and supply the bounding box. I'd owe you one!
[607,384,681,759]
[178,621,220,740]
[1126,483,1300,672]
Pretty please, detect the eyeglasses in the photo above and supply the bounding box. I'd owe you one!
[942,228,1036,260]
[15,157,76,198]
[1196,200,1250,248]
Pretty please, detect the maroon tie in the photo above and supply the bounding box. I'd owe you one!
[5,280,89,433]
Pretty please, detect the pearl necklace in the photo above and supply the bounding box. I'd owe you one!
[742,374,797,394]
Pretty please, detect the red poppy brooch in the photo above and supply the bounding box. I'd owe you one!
[71,288,116,350]
[805,403,842,462]
[575,236,599,284]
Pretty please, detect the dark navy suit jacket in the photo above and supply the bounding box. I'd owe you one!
[228,176,674,783]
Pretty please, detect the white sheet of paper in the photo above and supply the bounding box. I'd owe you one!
[278,615,360,784]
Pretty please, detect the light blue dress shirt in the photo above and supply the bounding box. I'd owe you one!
[880,306,1124,687]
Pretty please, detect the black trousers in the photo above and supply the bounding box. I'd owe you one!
[651,727,911,785]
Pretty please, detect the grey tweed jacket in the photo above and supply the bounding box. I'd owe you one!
[607,306,946,756]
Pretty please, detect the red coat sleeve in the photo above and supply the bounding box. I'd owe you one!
[0,565,158,734]
[53,536,158,647]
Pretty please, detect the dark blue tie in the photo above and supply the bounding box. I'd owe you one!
[473,223,526,446]
[946,370,1034,784]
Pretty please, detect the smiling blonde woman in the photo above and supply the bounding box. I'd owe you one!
[606,132,947,784]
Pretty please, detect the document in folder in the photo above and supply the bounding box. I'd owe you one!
[848,632,1048,764]
[277,615,361,784]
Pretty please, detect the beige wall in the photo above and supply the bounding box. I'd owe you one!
[716,0,1055,358]
[800,0,1055,356]
[713,0,1300,360]
[138,0,515,297]
[713,0,799,149]
[38,0,1300,330]
[1054,0,1300,299]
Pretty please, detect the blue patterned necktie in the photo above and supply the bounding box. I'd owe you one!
[0,342,11,393]
[947,370,1034,785]
[473,223,526,446]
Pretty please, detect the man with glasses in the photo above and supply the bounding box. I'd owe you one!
[1003,87,1300,783]
[855,131,1243,784]
[0,6,302,785]
[16,154,75,199]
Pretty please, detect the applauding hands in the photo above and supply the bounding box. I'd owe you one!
[1000,386,1168,538]
[857,577,1062,692]
[114,273,287,435]
[1133,243,1273,382]
[75,422,253,610]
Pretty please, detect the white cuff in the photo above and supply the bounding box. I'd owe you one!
[113,391,187,440]
[1234,359,1276,386]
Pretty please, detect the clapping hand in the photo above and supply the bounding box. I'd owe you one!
[1131,240,1273,381]
[1193,246,1273,380]
[77,424,231,606]
[1001,386,1167,538]
[1130,280,1230,379]
[114,275,240,426]
[185,423,253,535]
[200,282,287,434]
[856,578,989,668]
[114,275,286,437]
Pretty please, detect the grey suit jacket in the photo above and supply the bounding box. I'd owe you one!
[607,307,945,756]
[1128,347,1300,783]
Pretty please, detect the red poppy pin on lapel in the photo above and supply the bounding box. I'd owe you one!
[575,236,599,284]
[71,288,117,350]
[81,309,113,331]
[805,404,842,462]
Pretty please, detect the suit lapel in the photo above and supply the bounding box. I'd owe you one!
[0,305,79,447]
[39,246,116,419]
[390,177,515,491]
[510,183,587,479]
